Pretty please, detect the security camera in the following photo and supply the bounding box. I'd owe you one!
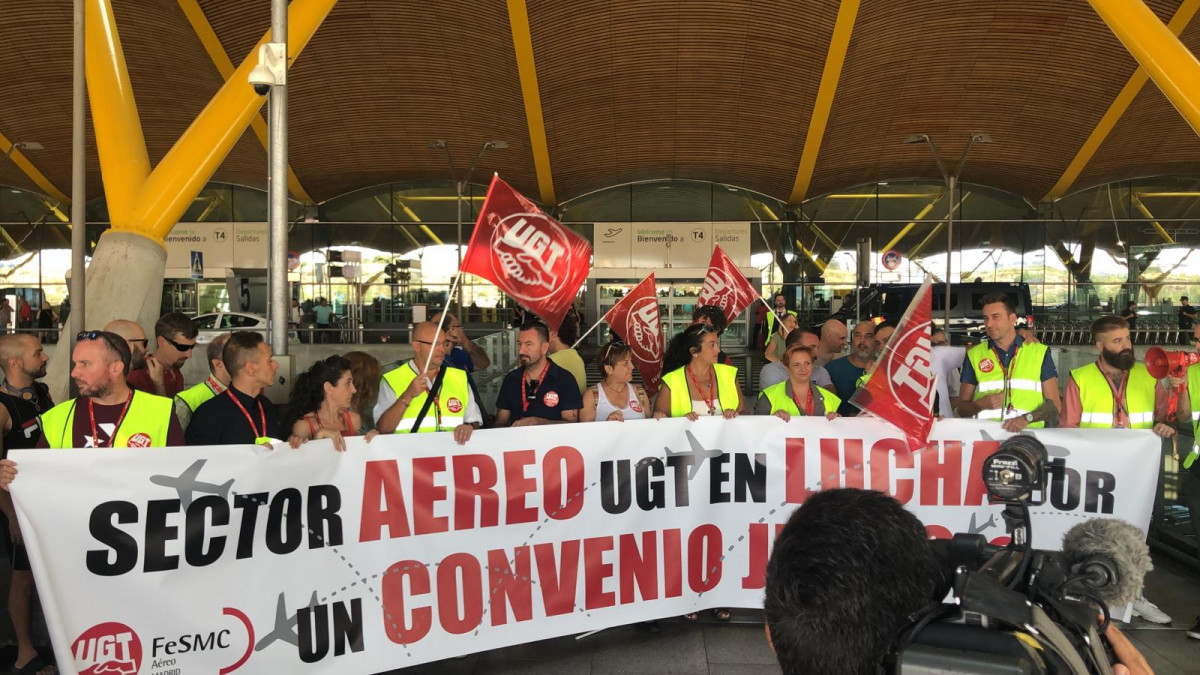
[249,66,273,96]
[249,43,287,96]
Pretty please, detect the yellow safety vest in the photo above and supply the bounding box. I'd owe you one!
[1070,362,1156,429]
[764,309,798,345]
[659,364,741,417]
[1186,365,1200,468]
[175,377,225,413]
[40,390,175,448]
[759,381,841,416]
[381,363,469,433]
[966,340,1049,428]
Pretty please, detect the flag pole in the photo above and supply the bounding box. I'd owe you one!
[421,270,466,375]
[570,310,609,351]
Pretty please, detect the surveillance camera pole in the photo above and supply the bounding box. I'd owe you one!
[267,0,289,354]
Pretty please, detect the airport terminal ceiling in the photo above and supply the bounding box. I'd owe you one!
[2,0,1200,260]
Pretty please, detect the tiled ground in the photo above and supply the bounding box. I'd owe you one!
[387,551,1200,675]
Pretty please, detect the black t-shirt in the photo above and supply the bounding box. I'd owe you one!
[0,383,52,455]
[1180,304,1196,329]
[186,387,281,446]
[496,360,583,423]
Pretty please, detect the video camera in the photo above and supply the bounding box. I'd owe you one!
[889,436,1150,674]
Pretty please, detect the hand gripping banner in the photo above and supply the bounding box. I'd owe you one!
[604,273,664,396]
[461,175,592,331]
[11,419,1158,674]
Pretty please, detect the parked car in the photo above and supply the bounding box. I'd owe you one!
[192,311,299,344]
[822,282,1036,345]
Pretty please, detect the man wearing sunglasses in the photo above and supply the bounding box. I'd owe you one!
[35,330,182,449]
[375,321,480,444]
[104,318,150,370]
[127,312,198,399]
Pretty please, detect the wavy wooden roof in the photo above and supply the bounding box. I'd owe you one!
[0,0,1197,209]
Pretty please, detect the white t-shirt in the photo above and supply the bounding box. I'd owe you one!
[594,382,646,420]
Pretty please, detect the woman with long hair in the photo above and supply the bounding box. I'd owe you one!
[654,322,747,623]
[655,323,748,421]
[756,344,841,420]
[343,350,381,430]
[285,356,377,451]
[581,341,652,422]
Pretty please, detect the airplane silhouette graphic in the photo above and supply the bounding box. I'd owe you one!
[255,591,320,651]
[664,430,723,480]
[149,459,234,508]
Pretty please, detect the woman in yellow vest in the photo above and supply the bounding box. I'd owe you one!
[757,345,841,420]
[653,323,748,420]
[284,356,378,451]
[652,322,746,623]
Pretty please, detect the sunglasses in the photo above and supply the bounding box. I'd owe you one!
[414,338,453,349]
[164,336,196,352]
[128,338,149,346]
[77,331,129,362]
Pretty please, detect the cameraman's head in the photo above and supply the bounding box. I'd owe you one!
[764,488,939,675]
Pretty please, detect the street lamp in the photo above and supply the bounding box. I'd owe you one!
[428,139,508,321]
[904,133,991,329]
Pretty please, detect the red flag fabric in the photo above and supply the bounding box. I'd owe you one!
[697,245,759,324]
[461,175,592,330]
[605,274,664,396]
[848,278,936,450]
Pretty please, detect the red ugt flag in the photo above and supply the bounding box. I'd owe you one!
[605,273,664,396]
[461,175,592,330]
[849,278,936,450]
[697,245,759,324]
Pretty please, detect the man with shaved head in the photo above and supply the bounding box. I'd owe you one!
[0,334,52,675]
[104,318,150,370]
[375,321,480,443]
[817,319,847,366]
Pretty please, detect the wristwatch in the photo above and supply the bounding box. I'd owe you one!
[1022,412,1034,424]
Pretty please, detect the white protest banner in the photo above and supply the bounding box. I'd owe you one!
[11,418,1158,675]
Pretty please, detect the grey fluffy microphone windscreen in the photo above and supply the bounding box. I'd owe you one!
[1060,518,1152,606]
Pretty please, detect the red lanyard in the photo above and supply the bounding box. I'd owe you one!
[87,392,133,448]
[790,385,815,416]
[993,342,1021,413]
[521,361,550,412]
[227,390,267,438]
[686,365,717,415]
[1097,361,1130,427]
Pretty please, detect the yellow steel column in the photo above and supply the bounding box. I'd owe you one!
[1089,0,1200,137]
[87,0,338,243]
[86,0,152,218]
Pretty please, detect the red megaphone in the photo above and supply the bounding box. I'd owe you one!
[1145,346,1200,379]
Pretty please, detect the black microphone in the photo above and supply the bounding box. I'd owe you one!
[1060,518,1152,606]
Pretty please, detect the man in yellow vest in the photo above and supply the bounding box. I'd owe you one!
[375,321,480,443]
[956,293,1060,432]
[1059,314,1174,626]
[764,293,797,346]
[1059,315,1174,437]
[40,330,181,449]
[174,332,231,431]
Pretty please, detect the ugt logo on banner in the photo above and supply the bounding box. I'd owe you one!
[461,175,592,330]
